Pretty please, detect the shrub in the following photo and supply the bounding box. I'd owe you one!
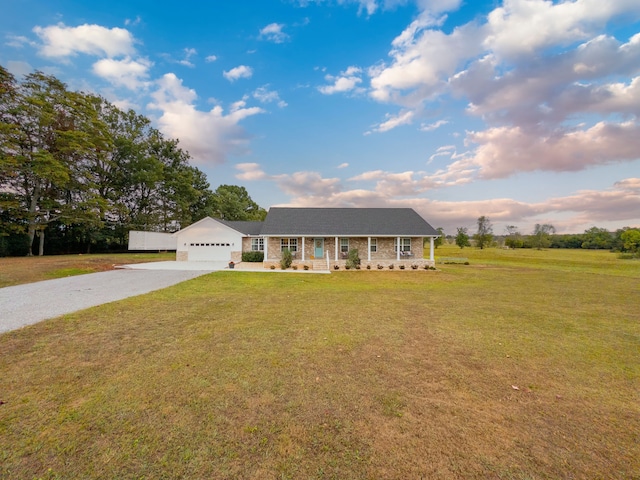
[366,264,371,270]
[345,248,361,270]
[280,249,293,269]
[334,264,340,270]
[242,251,264,262]
[399,264,405,270]
[270,264,275,270]
[388,264,394,270]
[377,264,383,270]
[411,264,418,270]
[303,265,310,270]
[292,265,298,270]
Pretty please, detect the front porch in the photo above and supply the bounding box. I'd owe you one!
[259,236,436,269]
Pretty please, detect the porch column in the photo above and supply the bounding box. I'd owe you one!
[301,236,305,261]
[367,237,371,262]
[397,236,401,261]
[430,236,435,262]
[335,236,339,261]
[264,236,268,261]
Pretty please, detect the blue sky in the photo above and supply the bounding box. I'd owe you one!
[2,0,639,234]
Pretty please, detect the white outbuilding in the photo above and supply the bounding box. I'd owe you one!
[173,217,262,262]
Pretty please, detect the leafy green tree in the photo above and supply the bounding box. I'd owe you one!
[473,216,493,249]
[434,227,445,248]
[209,185,267,221]
[455,227,470,249]
[531,223,556,250]
[504,225,523,248]
[0,70,109,255]
[620,228,640,255]
[581,227,613,250]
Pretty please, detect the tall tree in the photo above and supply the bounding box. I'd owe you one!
[209,184,267,221]
[0,71,108,254]
[473,216,493,249]
[531,223,556,250]
[504,225,523,249]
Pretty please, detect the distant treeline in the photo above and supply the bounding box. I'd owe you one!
[0,65,266,256]
[444,226,640,254]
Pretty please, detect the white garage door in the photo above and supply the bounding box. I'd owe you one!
[187,242,233,261]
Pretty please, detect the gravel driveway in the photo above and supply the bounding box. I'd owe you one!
[0,269,213,334]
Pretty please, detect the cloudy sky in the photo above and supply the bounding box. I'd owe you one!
[2,0,639,234]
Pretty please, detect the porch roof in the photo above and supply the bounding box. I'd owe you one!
[260,208,439,236]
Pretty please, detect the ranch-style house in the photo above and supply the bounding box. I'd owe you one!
[130,207,440,269]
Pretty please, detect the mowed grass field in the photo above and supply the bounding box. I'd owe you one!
[1,246,638,479]
[0,252,175,288]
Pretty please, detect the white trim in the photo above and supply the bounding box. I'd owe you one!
[367,237,371,262]
[302,236,305,261]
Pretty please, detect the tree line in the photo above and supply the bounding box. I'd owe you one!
[438,217,639,257]
[0,66,266,256]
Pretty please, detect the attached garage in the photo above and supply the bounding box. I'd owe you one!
[187,242,233,261]
[174,217,244,262]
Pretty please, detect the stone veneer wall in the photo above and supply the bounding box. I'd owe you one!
[176,251,188,261]
[260,236,432,269]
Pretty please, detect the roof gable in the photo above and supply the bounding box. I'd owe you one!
[260,208,438,236]
[172,217,249,237]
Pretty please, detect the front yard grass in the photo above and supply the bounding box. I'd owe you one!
[1,248,638,479]
[0,252,175,287]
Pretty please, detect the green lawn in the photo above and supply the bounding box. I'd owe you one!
[1,247,638,479]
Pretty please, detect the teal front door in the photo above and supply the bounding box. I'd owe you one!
[314,238,324,258]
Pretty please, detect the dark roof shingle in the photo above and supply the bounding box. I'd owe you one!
[260,208,438,236]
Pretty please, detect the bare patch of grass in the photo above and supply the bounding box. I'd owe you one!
[0,252,174,287]
[1,252,638,479]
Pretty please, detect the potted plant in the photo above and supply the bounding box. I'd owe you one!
[228,261,235,269]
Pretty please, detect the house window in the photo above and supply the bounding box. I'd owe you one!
[394,237,411,252]
[281,238,298,252]
[340,238,349,253]
[251,238,264,251]
[370,238,377,253]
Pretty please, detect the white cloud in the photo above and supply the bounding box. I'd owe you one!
[223,65,253,81]
[205,54,218,63]
[468,121,640,179]
[259,23,290,43]
[337,163,349,169]
[148,73,264,164]
[92,56,152,90]
[179,47,197,67]
[33,23,136,59]
[420,119,448,131]
[318,66,364,94]
[124,16,141,27]
[5,35,36,49]
[484,0,640,60]
[236,163,268,181]
[253,85,287,107]
[367,109,415,133]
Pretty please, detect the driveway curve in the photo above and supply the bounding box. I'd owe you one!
[0,269,213,334]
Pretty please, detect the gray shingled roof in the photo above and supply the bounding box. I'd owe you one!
[219,220,264,235]
[260,208,439,236]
